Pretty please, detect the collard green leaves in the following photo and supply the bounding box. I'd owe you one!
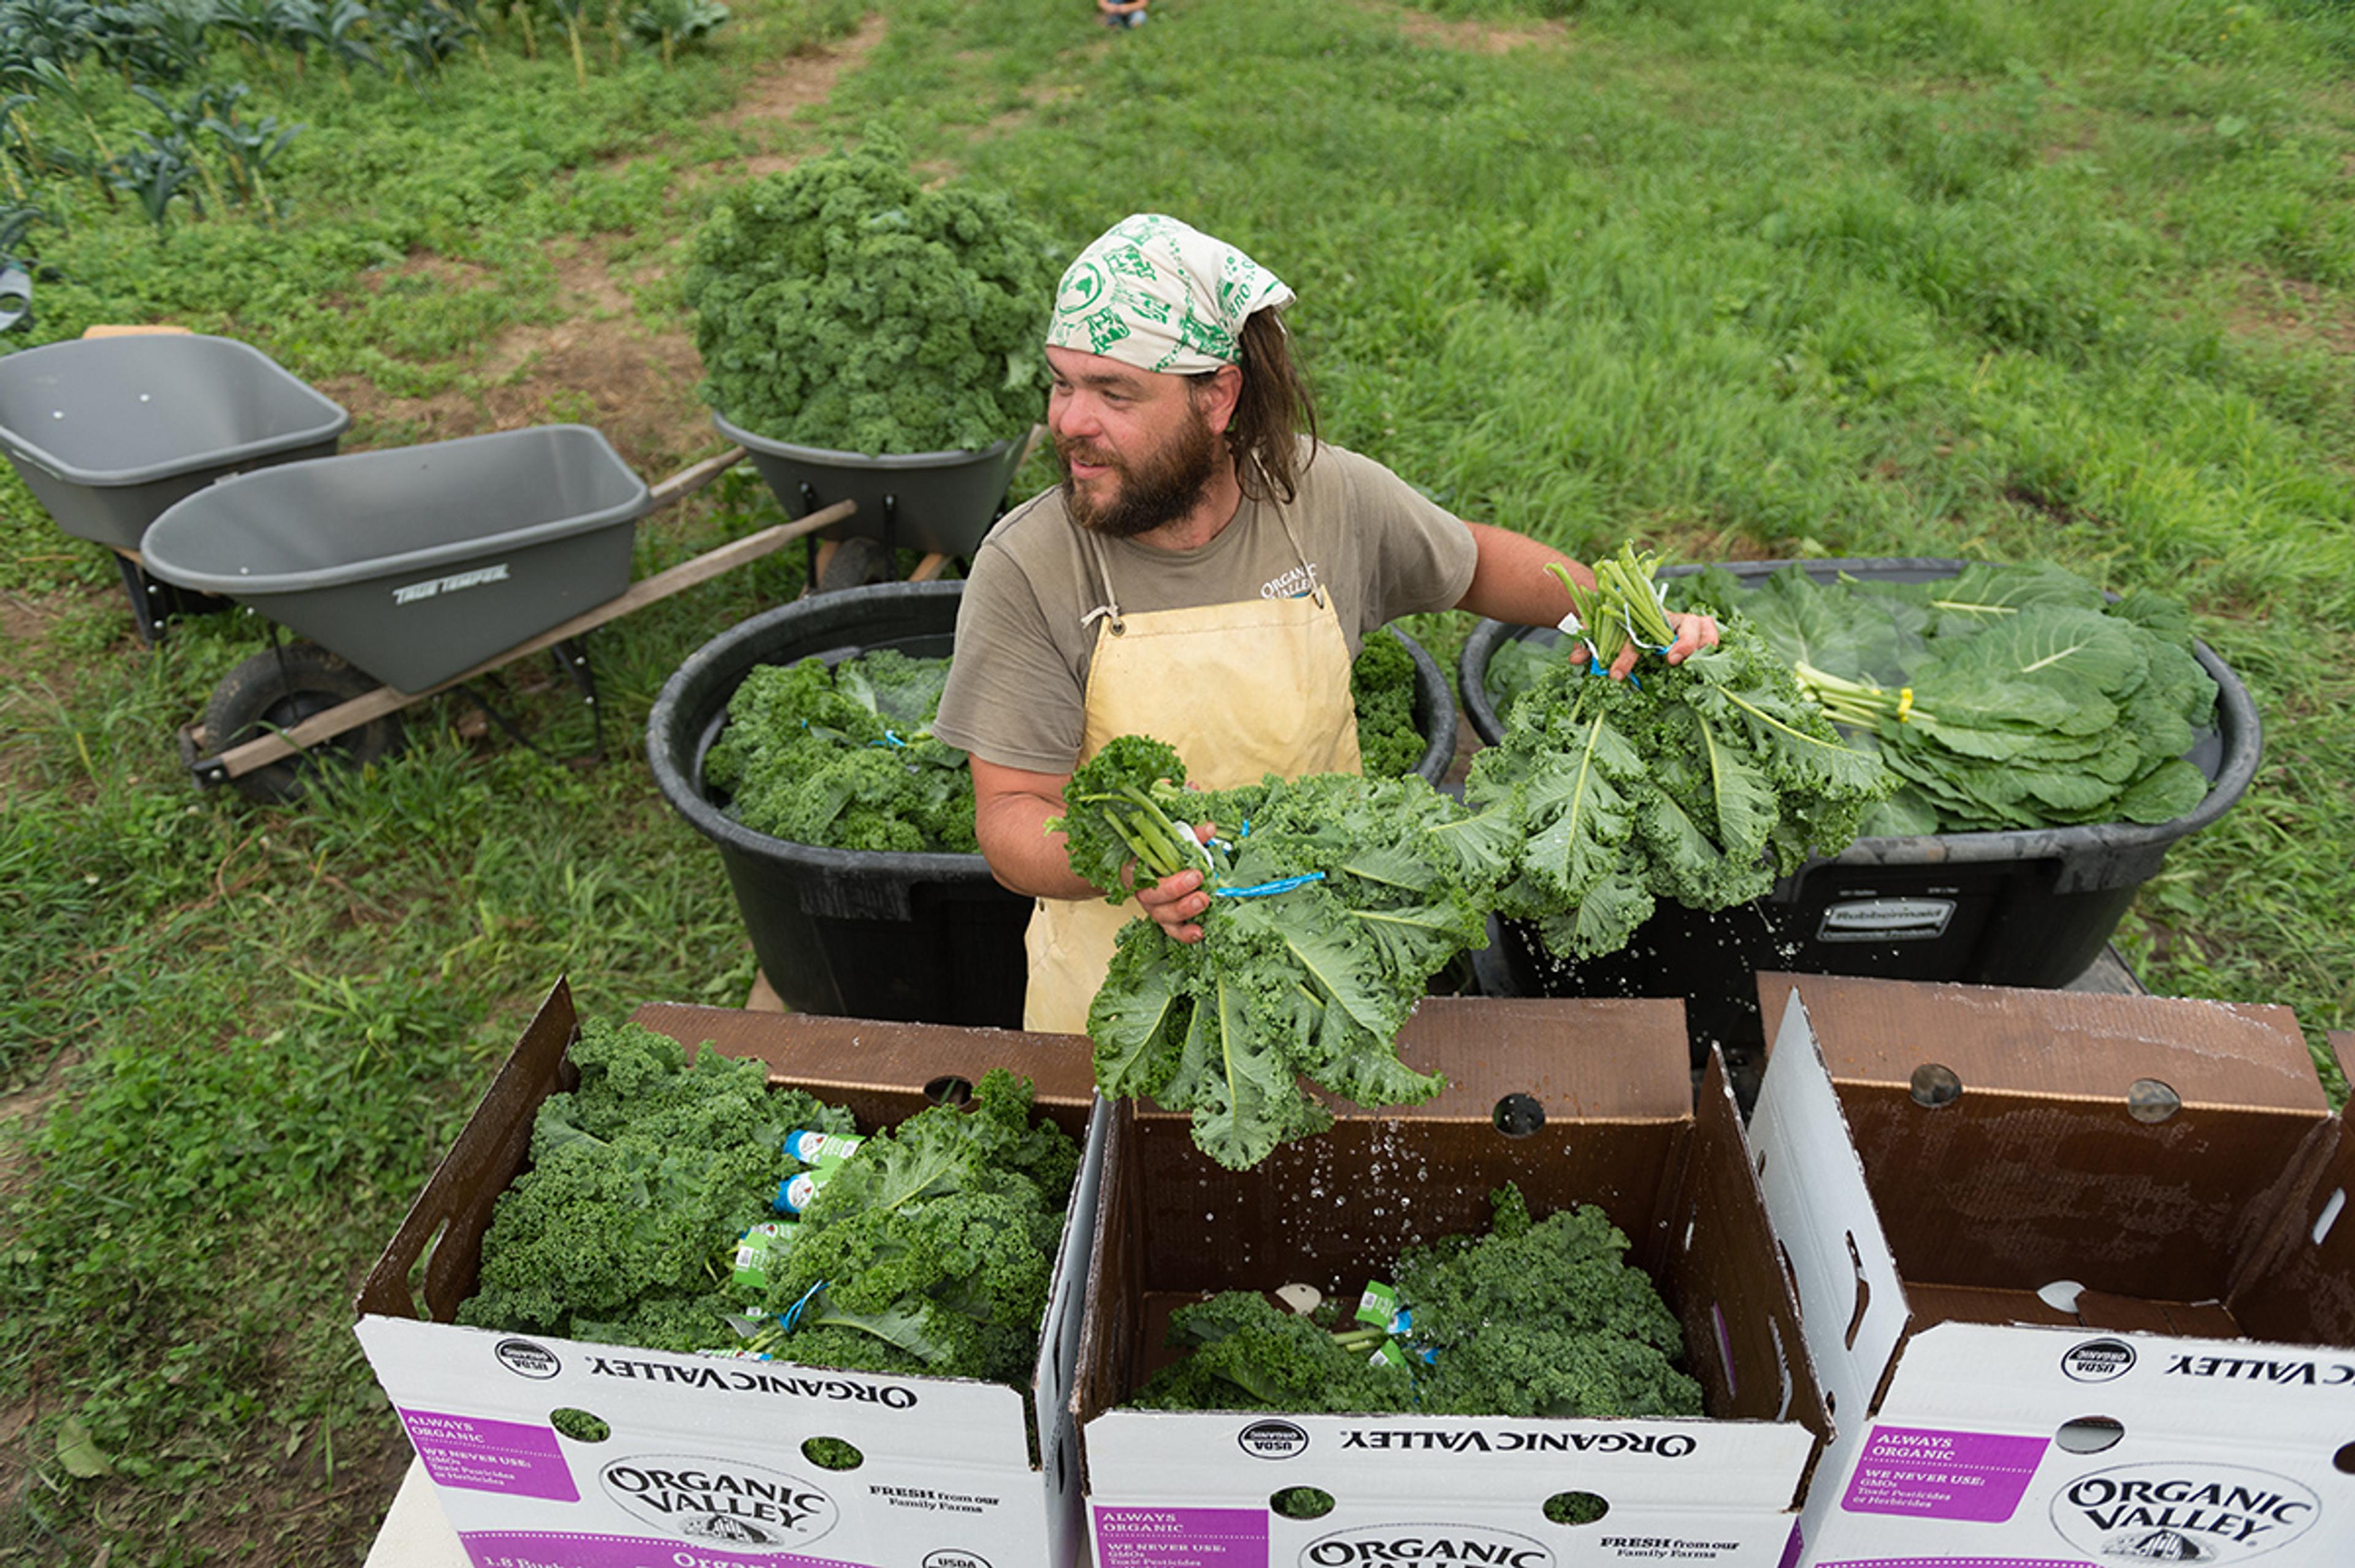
[1687,565,2226,834]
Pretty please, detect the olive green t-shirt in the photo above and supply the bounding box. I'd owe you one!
[933,440,1477,775]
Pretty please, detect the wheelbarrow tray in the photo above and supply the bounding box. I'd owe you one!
[142,425,648,694]
[714,413,1025,558]
[0,333,349,551]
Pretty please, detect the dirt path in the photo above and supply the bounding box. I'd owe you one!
[319,14,890,480]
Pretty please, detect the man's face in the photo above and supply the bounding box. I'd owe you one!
[1045,345,1221,540]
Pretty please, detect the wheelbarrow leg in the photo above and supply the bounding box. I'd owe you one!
[112,549,240,646]
[554,636,603,763]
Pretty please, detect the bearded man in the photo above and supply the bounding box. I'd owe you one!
[931,214,1716,1033]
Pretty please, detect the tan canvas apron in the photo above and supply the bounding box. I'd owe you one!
[1021,518,1361,1033]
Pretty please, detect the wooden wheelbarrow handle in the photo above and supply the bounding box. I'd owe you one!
[190,478,854,784]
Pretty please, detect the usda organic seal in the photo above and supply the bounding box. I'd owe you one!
[1239,1419,1310,1459]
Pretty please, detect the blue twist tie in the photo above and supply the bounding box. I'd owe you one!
[1216,871,1327,899]
[778,1280,828,1333]
[869,730,908,750]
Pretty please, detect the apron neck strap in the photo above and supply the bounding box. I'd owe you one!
[1076,491,1326,633]
[1081,528,1126,635]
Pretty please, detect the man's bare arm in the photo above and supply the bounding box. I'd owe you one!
[968,754,1211,941]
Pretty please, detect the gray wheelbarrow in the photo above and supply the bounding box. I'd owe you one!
[139,426,851,802]
[714,413,1040,593]
[0,331,351,643]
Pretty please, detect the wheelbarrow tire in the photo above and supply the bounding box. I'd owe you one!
[816,535,896,594]
[202,641,406,805]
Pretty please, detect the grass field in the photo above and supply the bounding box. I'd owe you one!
[2,0,2351,1559]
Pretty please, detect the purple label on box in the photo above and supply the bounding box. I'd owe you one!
[459,1531,871,1568]
[1840,1426,2048,1524]
[1095,1505,1268,1567]
[1815,1559,2094,1568]
[399,1408,579,1502]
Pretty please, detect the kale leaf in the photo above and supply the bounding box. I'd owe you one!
[1058,749,1517,1170]
[1470,547,1890,960]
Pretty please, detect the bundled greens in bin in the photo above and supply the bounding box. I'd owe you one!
[1468,545,1892,961]
[456,1019,1079,1387]
[1660,562,2220,836]
[1132,1185,1702,1419]
[682,131,1059,456]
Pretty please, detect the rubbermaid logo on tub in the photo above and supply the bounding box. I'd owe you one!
[601,1455,838,1549]
[1301,1523,1552,1567]
[493,1339,561,1379]
[2064,1338,2137,1383]
[2051,1464,2318,1562]
[391,563,510,605]
[1241,1419,1311,1459]
[1815,898,1953,943]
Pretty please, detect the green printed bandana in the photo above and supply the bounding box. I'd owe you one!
[1047,214,1294,373]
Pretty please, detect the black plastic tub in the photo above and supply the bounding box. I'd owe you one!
[649,582,1457,1028]
[1458,557,2262,1063]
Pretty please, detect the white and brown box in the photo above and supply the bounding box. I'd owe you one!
[354,979,1106,1568]
[1074,995,1831,1568]
[1750,972,2355,1568]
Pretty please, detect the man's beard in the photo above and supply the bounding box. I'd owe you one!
[1057,407,1220,540]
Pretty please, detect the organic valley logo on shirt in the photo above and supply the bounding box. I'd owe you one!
[2050,1463,2319,1562]
[1261,562,1322,600]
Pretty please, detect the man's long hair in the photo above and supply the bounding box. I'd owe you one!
[1195,309,1318,506]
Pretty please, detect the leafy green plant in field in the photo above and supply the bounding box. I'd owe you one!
[628,0,726,66]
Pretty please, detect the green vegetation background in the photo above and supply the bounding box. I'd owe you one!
[2,0,2351,1558]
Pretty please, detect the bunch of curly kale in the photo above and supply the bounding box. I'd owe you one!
[457,1019,1078,1387]
[683,130,1059,456]
[1132,1185,1702,1419]
[703,648,977,854]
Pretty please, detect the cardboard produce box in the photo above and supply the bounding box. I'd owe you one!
[353,980,1106,1568]
[1074,996,1830,1568]
[1749,973,2355,1568]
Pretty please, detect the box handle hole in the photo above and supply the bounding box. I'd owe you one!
[1909,1063,1962,1109]
[1844,1231,1871,1351]
[1544,1492,1609,1526]
[924,1075,974,1107]
[405,1218,450,1320]
[2127,1077,2180,1123]
[803,1436,864,1471]
[2055,1416,2124,1455]
[1271,1486,1334,1520]
[2313,1187,2345,1247]
[550,1408,610,1443]
[2334,1442,2355,1475]
[1492,1093,1544,1138]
